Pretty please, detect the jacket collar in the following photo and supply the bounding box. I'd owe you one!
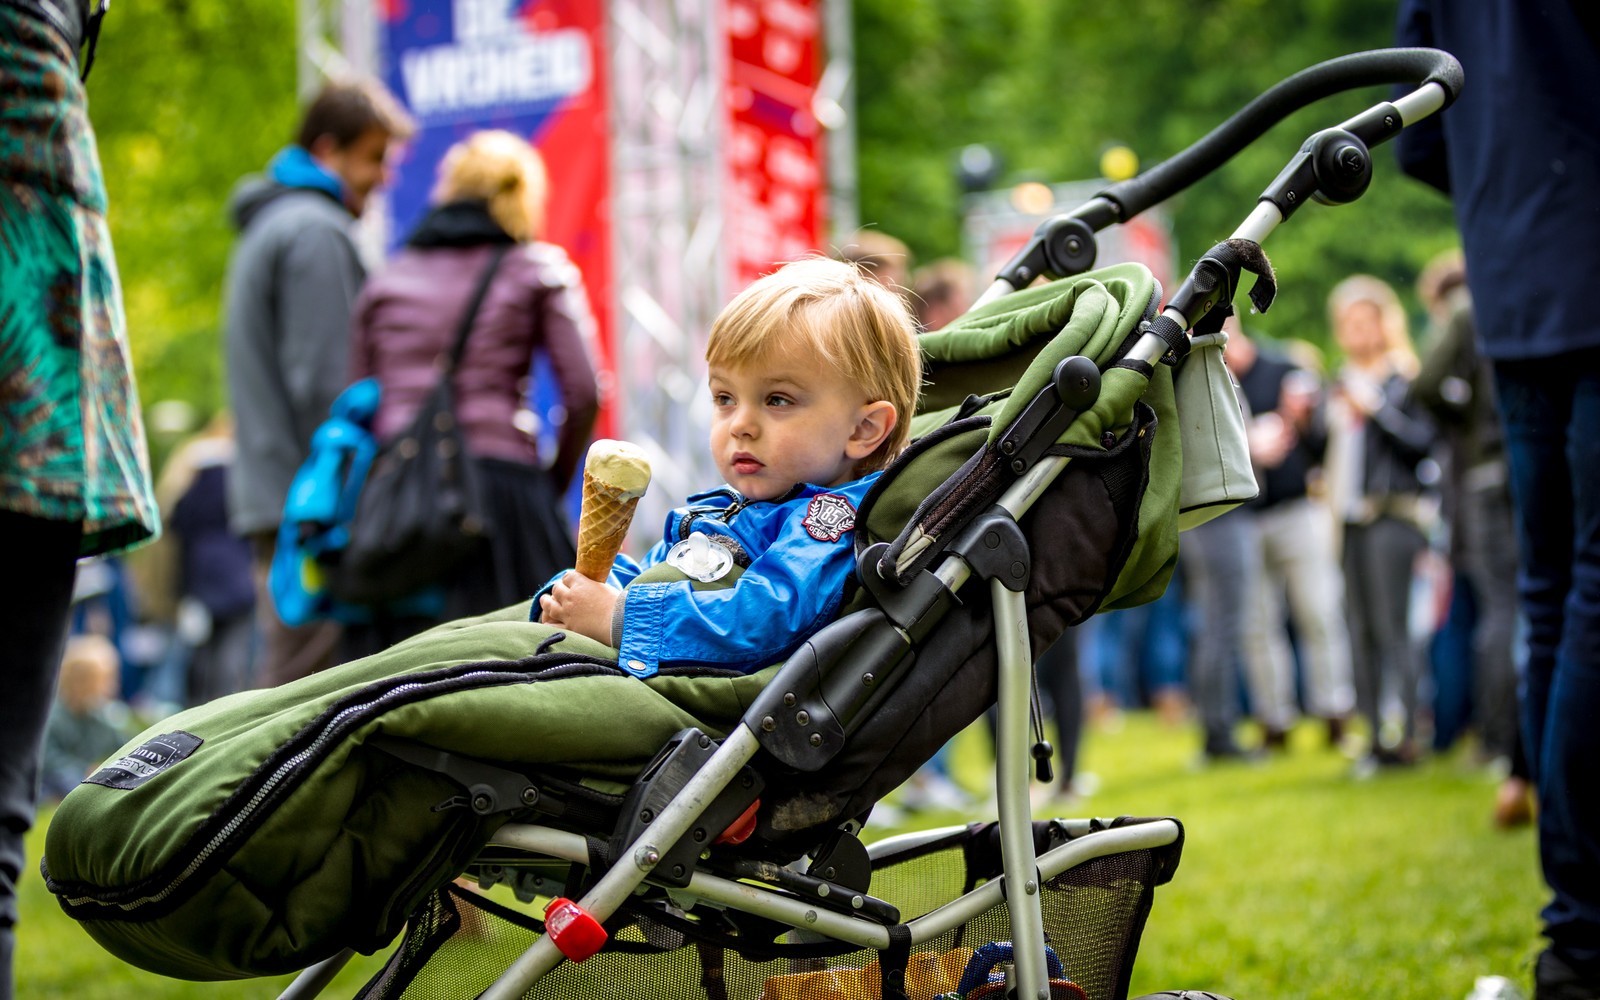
[406,200,518,248]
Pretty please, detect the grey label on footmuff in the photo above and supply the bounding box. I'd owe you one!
[84,731,204,790]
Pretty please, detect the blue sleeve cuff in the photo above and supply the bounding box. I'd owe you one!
[615,581,674,677]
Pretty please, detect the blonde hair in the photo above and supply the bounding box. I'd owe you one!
[432,130,548,242]
[58,634,120,713]
[1327,273,1417,377]
[707,257,923,473]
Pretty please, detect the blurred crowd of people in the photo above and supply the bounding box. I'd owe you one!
[850,230,1535,837]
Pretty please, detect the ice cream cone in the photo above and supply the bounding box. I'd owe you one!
[574,440,652,581]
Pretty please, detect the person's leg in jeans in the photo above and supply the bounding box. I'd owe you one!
[1496,350,1600,990]
[0,512,82,999]
[1277,499,1355,725]
[1183,514,1252,758]
[1240,506,1302,743]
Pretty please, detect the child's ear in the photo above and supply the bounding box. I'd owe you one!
[845,401,897,460]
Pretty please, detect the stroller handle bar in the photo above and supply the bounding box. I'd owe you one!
[978,46,1464,304]
[1098,46,1460,225]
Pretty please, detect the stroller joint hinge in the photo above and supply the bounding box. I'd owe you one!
[949,508,1030,593]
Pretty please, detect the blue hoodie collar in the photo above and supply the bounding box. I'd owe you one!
[267,146,345,203]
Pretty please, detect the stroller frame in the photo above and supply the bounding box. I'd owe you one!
[280,48,1462,1000]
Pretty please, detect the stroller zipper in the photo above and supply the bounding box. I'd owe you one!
[52,666,579,915]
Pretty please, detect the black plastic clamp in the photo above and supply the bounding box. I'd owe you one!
[368,735,551,817]
[608,728,764,888]
[994,355,1102,474]
[947,507,1030,593]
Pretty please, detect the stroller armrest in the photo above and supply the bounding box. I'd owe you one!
[743,607,912,771]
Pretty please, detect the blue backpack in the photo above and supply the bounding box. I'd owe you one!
[268,379,443,625]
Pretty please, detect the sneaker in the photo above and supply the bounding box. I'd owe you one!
[1467,974,1527,1000]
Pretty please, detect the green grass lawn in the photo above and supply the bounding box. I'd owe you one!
[17,712,1544,999]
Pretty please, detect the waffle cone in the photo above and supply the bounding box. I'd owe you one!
[574,477,643,581]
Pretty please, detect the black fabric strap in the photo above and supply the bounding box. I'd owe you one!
[1144,314,1190,366]
[79,0,105,80]
[879,924,913,1000]
[443,244,512,375]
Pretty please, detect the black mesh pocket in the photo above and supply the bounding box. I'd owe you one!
[359,819,1179,1000]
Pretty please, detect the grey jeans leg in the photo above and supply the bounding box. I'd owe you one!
[1183,513,1255,753]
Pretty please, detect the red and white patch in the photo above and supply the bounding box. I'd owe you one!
[802,493,856,542]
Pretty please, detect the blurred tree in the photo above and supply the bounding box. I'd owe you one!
[852,0,1460,358]
[86,0,299,421]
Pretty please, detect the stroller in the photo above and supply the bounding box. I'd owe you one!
[41,48,1461,1000]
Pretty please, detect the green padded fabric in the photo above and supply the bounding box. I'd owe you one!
[43,601,775,980]
[890,262,1178,610]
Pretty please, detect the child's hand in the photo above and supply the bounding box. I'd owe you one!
[538,572,621,648]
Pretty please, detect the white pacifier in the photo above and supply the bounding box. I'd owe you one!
[665,532,734,583]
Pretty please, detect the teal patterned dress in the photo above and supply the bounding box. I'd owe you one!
[0,5,158,556]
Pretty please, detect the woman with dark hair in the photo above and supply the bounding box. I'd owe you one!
[347,130,600,649]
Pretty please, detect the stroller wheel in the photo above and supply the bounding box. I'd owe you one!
[1130,993,1236,999]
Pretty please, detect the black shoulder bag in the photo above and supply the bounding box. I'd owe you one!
[332,245,511,606]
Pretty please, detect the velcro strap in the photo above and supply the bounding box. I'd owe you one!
[1204,239,1278,314]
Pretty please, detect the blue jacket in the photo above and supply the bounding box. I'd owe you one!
[1395,0,1600,361]
[545,473,879,679]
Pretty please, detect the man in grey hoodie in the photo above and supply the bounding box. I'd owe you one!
[223,77,412,687]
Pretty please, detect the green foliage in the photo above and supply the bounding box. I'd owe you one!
[852,0,1462,360]
[86,0,299,420]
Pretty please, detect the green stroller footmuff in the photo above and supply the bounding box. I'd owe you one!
[42,605,780,980]
[42,261,1187,981]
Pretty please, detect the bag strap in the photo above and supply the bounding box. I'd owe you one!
[441,244,513,376]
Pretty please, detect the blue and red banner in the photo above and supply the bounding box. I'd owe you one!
[379,0,616,434]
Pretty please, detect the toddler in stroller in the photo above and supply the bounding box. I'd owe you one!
[537,256,922,680]
[40,47,1463,1000]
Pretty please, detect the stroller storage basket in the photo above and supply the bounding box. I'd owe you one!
[358,818,1182,1000]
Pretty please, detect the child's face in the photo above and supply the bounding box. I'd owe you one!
[708,346,881,501]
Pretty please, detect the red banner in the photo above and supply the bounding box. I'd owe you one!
[725,0,828,290]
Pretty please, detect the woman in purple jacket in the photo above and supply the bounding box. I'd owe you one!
[348,131,600,645]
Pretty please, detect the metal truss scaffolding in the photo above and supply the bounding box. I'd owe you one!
[607,0,727,527]
[299,0,858,536]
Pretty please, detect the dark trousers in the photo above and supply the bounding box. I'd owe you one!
[0,512,82,1000]
[1342,515,1426,750]
[1458,484,1522,762]
[1495,349,1600,972]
